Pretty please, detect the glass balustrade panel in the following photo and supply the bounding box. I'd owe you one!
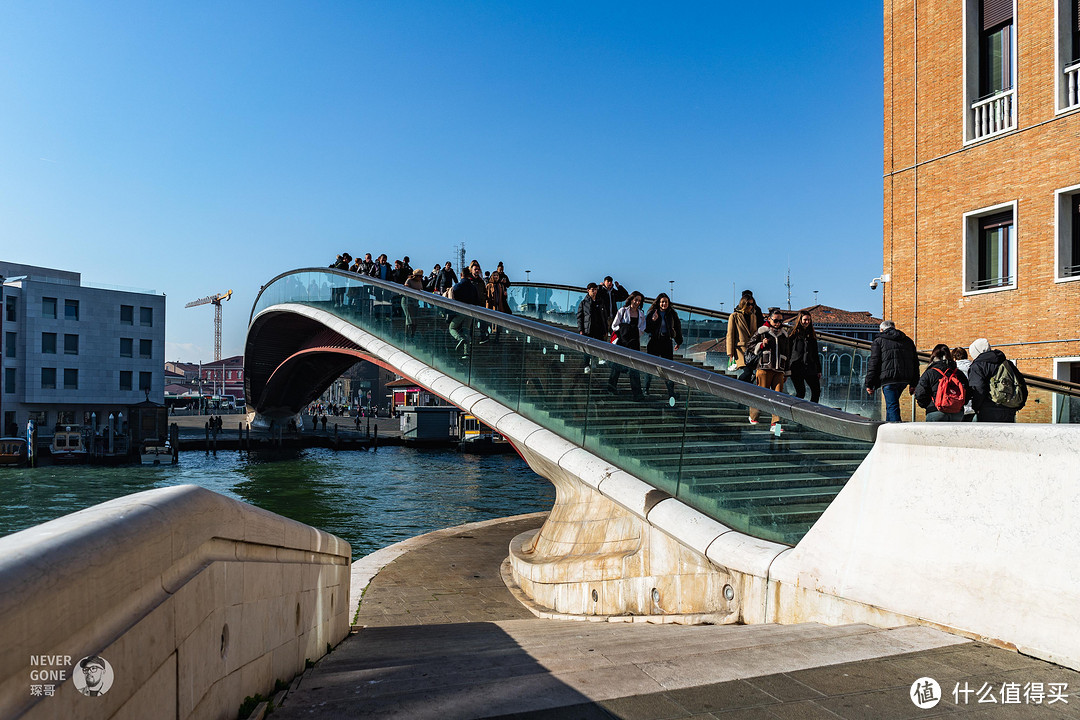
[580,358,688,497]
[675,386,873,546]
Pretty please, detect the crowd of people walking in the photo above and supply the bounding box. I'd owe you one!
[326,252,1029,425]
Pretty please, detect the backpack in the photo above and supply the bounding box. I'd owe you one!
[933,367,966,413]
[989,360,1025,408]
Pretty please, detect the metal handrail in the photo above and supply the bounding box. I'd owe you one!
[250,269,883,442]
[509,281,1080,399]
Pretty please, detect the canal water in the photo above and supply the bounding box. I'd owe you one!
[0,448,555,558]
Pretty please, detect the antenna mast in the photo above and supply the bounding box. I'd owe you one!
[786,266,792,310]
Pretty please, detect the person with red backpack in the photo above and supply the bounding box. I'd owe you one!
[914,344,971,421]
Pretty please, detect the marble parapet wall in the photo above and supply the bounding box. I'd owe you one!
[0,484,351,719]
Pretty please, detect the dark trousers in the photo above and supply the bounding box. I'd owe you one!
[738,363,756,383]
[608,367,642,398]
[789,369,821,403]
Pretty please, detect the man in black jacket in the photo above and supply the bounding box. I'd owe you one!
[966,338,1027,422]
[436,262,458,294]
[864,320,919,422]
[577,283,608,373]
[595,276,627,327]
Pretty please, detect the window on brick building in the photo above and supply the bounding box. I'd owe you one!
[41,333,56,354]
[120,337,133,357]
[41,368,56,390]
[1058,0,1080,111]
[42,297,57,319]
[139,371,153,392]
[964,202,1017,294]
[965,0,1017,141]
[1056,185,1080,280]
[65,300,79,321]
[139,339,152,359]
[979,2,1013,97]
[120,304,134,325]
[64,334,79,355]
[63,368,79,390]
[120,370,133,391]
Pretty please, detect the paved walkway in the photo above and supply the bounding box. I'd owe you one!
[276,516,1080,719]
[168,412,401,440]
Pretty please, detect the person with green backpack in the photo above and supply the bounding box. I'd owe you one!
[967,338,1028,422]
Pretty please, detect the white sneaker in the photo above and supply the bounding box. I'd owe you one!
[583,366,591,374]
[748,416,759,425]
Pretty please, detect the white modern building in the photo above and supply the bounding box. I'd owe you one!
[0,262,166,436]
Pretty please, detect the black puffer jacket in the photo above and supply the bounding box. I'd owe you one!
[789,331,820,374]
[576,295,607,339]
[968,349,1027,421]
[865,328,919,390]
[914,359,970,413]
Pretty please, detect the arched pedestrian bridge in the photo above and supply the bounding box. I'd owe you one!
[246,269,1080,670]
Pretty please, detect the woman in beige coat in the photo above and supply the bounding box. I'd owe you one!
[726,291,765,382]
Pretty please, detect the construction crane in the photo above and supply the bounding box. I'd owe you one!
[185,290,233,362]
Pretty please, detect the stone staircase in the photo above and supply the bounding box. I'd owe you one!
[454,328,869,545]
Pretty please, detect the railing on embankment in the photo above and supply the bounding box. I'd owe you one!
[249,269,881,546]
[508,281,1080,424]
[0,485,351,720]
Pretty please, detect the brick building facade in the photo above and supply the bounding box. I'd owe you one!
[884,0,1080,391]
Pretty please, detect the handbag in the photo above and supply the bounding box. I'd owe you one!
[743,344,761,367]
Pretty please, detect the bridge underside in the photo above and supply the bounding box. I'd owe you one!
[245,313,379,417]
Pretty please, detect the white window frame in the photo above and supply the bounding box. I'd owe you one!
[1055,183,1080,282]
[962,200,1019,296]
[1056,0,1080,114]
[963,0,1019,144]
[1052,356,1080,423]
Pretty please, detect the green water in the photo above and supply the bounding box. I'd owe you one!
[0,447,555,558]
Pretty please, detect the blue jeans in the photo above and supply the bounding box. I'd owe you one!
[882,383,906,422]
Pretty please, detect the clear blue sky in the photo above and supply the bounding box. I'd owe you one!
[0,2,884,362]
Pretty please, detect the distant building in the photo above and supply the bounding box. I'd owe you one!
[387,377,448,413]
[198,355,245,401]
[0,261,166,436]
[788,305,882,343]
[164,361,200,382]
[883,0,1080,386]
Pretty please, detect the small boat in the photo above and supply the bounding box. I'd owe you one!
[50,427,89,464]
[141,442,174,465]
[0,437,27,467]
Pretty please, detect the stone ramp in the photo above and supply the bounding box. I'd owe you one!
[274,515,1080,719]
[275,621,975,719]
